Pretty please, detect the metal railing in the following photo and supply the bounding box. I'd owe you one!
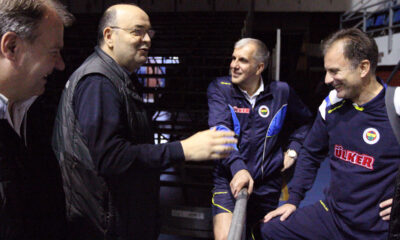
[340,0,400,52]
[227,188,249,240]
[341,0,395,30]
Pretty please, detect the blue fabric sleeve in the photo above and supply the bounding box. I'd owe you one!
[285,87,313,154]
[287,112,329,207]
[73,74,184,176]
[207,80,248,176]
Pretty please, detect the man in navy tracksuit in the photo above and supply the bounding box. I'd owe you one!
[208,38,312,240]
[260,28,400,240]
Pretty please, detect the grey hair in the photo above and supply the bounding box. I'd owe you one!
[0,0,74,42]
[234,38,270,66]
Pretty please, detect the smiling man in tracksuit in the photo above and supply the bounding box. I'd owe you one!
[208,38,313,240]
[260,28,400,240]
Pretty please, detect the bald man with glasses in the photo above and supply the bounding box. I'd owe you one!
[52,4,237,240]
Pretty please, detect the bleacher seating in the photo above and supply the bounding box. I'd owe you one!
[374,13,388,27]
[394,7,400,23]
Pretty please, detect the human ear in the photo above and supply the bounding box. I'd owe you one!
[103,27,114,48]
[359,59,370,78]
[256,62,265,75]
[0,32,19,61]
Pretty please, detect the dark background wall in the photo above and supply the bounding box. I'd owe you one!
[37,1,400,239]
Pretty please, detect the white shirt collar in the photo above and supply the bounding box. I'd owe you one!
[0,93,7,120]
[0,93,37,136]
[239,78,264,108]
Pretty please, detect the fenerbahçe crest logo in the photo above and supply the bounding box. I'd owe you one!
[258,105,270,118]
[363,128,380,145]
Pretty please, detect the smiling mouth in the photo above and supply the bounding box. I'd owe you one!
[231,72,241,78]
[333,85,344,93]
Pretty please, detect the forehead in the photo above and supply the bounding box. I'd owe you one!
[116,6,151,28]
[232,44,256,59]
[324,40,350,67]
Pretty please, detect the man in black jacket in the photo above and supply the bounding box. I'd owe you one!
[0,0,74,239]
[52,3,237,240]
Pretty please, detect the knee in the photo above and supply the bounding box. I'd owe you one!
[258,221,278,240]
[213,213,232,240]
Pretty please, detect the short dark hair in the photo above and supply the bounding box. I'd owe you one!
[97,7,117,46]
[97,3,139,46]
[322,28,378,73]
[0,0,74,42]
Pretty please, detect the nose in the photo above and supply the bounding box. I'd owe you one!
[325,72,333,85]
[55,55,65,71]
[230,59,238,69]
[143,32,151,45]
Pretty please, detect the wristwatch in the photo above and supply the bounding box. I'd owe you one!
[287,149,297,159]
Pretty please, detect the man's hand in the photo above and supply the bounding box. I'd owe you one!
[379,198,393,221]
[263,203,297,222]
[230,169,254,198]
[181,129,237,161]
[281,150,296,172]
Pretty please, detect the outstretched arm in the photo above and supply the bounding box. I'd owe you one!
[73,75,237,176]
[207,79,253,197]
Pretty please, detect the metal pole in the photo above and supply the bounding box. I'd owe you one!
[363,9,367,32]
[388,0,394,53]
[386,59,400,85]
[227,188,248,240]
[275,29,281,81]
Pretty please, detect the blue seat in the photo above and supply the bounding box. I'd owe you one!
[394,9,400,23]
[375,14,387,27]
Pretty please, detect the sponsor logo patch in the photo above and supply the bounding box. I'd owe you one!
[233,106,250,114]
[258,105,270,118]
[362,128,380,145]
[334,144,375,170]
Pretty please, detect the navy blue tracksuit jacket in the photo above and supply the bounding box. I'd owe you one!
[208,76,312,201]
[286,87,400,239]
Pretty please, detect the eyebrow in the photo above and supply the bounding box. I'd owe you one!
[326,67,339,72]
[134,24,151,29]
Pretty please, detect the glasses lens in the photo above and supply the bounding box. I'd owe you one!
[148,29,155,38]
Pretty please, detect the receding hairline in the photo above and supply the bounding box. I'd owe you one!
[324,37,361,69]
[234,39,269,66]
[105,4,147,23]
[235,41,259,53]
[323,37,348,56]
[233,42,258,60]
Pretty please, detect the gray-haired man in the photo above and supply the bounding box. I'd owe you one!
[208,38,312,239]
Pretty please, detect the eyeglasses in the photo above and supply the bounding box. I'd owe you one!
[109,26,155,39]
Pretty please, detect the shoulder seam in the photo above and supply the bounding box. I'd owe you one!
[318,90,344,120]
